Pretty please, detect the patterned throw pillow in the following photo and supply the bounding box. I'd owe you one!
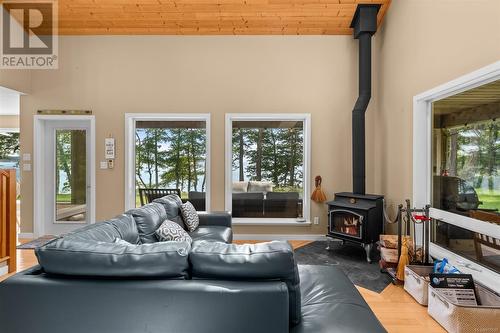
[155,220,192,244]
[180,201,199,232]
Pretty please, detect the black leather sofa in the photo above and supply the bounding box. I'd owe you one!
[0,195,386,333]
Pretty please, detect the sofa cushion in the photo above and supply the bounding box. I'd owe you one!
[156,220,192,245]
[248,181,273,193]
[189,226,232,244]
[126,202,167,243]
[291,265,386,333]
[189,240,300,325]
[108,214,141,245]
[232,181,248,193]
[63,221,122,243]
[181,201,199,232]
[153,194,185,228]
[35,238,190,278]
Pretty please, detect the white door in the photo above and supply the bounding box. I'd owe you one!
[34,116,95,236]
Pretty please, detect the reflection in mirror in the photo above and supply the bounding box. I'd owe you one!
[55,129,87,222]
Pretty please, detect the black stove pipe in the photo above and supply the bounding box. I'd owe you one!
[350,5,380,195]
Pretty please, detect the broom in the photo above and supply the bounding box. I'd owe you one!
[311,175,327,203]
[396,236,410,281]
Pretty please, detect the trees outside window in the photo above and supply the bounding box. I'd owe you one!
[227,116,310,221]
[134,121,207,208]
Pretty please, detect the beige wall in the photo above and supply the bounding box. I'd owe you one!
[0,70,31,94]
[373,0,500,231]
[18,0,500,235]
[20,36,360,234]
[0,115,19,129]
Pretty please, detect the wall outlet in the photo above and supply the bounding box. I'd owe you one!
[313,216,320,225]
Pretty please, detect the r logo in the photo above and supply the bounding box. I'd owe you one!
[2,2,53,54]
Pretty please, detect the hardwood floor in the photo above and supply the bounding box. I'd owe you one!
[3,239,445,333]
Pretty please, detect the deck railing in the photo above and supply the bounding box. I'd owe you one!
[0,169,16,273]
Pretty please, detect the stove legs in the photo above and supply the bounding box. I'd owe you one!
[363,243,373,263]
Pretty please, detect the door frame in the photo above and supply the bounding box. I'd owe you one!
[124,113,211,211]
[33,115,96,237]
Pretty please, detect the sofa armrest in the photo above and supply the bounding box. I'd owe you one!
[198,211,232,228]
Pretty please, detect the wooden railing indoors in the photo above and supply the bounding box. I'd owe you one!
[0,169,16,274]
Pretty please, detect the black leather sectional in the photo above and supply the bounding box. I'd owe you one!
[0,195,386,333]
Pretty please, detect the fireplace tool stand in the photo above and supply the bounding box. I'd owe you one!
[380,199,431,284]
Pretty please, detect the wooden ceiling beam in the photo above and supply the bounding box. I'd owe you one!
[437,102,500,128]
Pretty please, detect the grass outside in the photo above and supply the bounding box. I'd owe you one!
[476,188,500,211]
[56,193,71,203]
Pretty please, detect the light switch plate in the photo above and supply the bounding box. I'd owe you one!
[313,216,320,225]
[100,161,108,169]
[22,153,31,161]
[22,163,31,171]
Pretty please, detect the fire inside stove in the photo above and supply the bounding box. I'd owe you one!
[331,211,363,239]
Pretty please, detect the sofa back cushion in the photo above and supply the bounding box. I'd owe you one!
[126,202,167,243]
[36,238,190,278]
[108,214,141,244]
[62,221,122,243]
[248,181,273,193]
[189,240,301,325]
[153,194,185,228]
[232,181,248,193]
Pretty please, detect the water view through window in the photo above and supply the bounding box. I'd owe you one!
[135,120,207,209]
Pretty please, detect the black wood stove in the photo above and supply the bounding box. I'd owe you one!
[326,5,384,263]
[326,193,383,262]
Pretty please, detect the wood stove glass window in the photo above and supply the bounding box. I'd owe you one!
[330,210,363,239]
[431,81,499,223]
[228,117,308,220]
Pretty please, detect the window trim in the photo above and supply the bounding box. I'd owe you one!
[225,113,311,224]
[413,60,500,292]
[124,113,211,211]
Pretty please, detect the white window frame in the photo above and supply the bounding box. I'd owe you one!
[413,60,500,292]
[225,113,311,225]
[124,113,211,211]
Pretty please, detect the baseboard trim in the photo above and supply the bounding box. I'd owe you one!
[18,233,34,239]
[233,234,327,241]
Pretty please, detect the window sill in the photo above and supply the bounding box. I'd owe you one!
[232,218,311,226]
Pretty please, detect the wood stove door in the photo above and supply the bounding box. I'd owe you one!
[329,209,364,240]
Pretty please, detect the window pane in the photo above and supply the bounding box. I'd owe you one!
[431,87,500,221]
[432,219,500,275]
[231,120,304,219]
[135,121,207,210]
[55,129,87,222]
[0,131,20,181]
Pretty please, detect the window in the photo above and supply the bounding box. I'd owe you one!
[225,114,311,223]
[431,83,499,219]
[125,114,210,211]
[0,130,19,181]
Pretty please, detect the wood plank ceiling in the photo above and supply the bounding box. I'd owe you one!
[56,0,391,35]
[433,80,500,115]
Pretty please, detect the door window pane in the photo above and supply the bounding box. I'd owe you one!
[231,120,304,219]
[55,129,87,222]
[135,121,207,210]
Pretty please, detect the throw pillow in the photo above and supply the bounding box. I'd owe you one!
[155,220,193,244]
[180,201,199,232]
